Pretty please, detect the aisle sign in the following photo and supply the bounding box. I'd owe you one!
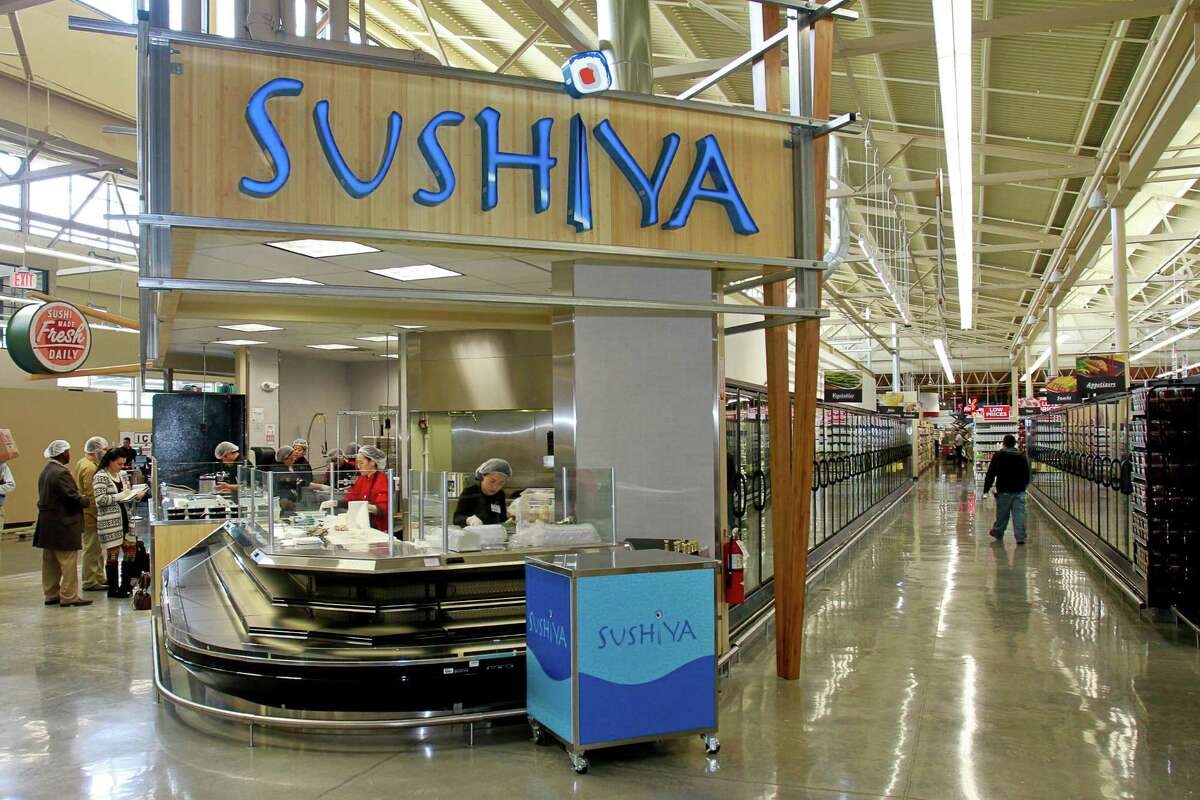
[980,405,1011,421]
[1075,354,1127,395]
[823,370,864,403]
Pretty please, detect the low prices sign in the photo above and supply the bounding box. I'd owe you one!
[4,301,92,375]
[980,405,1011,421]
[824,370,864,403]
[1075,354,1127,395]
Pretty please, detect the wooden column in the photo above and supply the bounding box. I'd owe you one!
[749,1,796,676]
[777,16,834,681]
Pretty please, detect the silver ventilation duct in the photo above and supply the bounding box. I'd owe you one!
[597,0,654,94]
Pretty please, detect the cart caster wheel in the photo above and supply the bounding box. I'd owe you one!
[531,724,549,746]
[702,734,721,754]
[569,752,589,774]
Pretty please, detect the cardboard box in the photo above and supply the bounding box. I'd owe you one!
[0,429,18,463]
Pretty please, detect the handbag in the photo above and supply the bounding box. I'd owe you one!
[132,571,152,611]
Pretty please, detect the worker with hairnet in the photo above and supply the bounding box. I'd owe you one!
[291,438,315,486]
[453,458,512,527]
[320,445,391,532]
[213,441,241,493]
[73,435,110,593]
[34,440,92,607]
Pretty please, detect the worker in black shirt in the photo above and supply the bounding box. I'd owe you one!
[453,458,511,527]
[983,434,1031,544]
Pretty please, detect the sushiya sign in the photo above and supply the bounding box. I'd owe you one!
[171,45,794,261]
[5,301,92,374]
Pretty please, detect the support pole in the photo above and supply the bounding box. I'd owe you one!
[891,322,901,391]
[1024,348,1033,399]
[1111,206,1130,357]
[1010,361,1018,419]
[329,0,349,43]
[749,1,796,680]
[1048,306,1059,377]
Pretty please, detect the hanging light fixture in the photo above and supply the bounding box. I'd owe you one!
[932,0,973,330]
[933,337,956,384]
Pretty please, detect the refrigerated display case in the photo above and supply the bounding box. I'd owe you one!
[725,381,913,632]
[1027,395,1138,601]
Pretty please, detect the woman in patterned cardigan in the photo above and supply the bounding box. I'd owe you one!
[93,449,144,598]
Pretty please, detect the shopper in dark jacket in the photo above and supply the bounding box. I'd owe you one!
[983,435,1031,544]
[33,440,92,607]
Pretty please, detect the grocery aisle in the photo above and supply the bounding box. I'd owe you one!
[1,469,1198,799]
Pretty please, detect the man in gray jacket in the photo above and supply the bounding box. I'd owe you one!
[33,440,92,607]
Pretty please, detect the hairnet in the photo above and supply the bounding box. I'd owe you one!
[214,441,240,459]
[43,439,71,459]
[344,442,359,457]
[358,445,387,469]
[84,436,109,455]
[292,438,308,449]
[475,458,512,480]
[275,445,296,463]
[328,449,343,461]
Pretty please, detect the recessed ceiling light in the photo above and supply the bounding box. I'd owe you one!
[306,343,358,350]
[394,324,426,330]
[265,239,380,258]
[355,335,399,342]
[212,339,267,346]
[256,276,326,285]
[219,323,283,332]
[369,264,461,281]
[379,353,400,359]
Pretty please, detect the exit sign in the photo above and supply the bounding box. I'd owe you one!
[10,269,37,290]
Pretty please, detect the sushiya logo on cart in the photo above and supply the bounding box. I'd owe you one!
[596,610,697,649]
[528,606,569,650]
[236,70,760,237]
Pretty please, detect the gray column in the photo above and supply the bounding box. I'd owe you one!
[1048,306,1059,377]
[329,0,349,43]
[1010,361,1018,419]
[552,262,719,551]
[891,322,900,391]
[1111,206,1130,356]
[597,0,653,93]
[1023,348,1033,399]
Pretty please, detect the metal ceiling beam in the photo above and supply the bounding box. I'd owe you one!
[655,3,732,102]
[830,165,1094,198]
[522,0,594,51]
[496,0,580,74]
[0,160,116,187]
[689,0,748,36]
[654,55,736,81]
[850,128,1096,169]
[837,0,1174,58]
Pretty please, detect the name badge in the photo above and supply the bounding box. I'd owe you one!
[490,503,501,514]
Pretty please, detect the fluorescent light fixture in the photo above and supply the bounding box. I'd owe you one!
[1157,360,1200,379]
[265,239,380,258]
[22,245,138,272]
[1131,328,1198,362]
[379,353,400,359]
[218,323,282,332]
[355,335,399,342]
[255,276,326,286]
[306,343,358,350]
[369,264,462,281]
[1168,298,1200,325]
[858,236,911,325]
[394,324,426,330]
[933,338,956,384]
[933,0,973,330]
[212,339,267,346]
[91,323,138,334]
[1020,348,1051,382]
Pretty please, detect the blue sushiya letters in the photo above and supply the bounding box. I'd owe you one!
[238,77,759,236]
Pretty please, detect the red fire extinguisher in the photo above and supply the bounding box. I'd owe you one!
[724,535,746,605]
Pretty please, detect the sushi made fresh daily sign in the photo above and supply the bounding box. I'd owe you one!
[171,45,795,263]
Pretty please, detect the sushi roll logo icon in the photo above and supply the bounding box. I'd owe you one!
[563,51,613,98]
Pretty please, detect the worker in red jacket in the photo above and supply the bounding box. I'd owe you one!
[322,444,391,533]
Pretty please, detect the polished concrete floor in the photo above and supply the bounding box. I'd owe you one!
[1,470,1198,799]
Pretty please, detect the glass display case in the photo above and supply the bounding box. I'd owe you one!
[152,460,243,523]
[241,465,616,562]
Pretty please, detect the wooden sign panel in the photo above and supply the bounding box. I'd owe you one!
[170,44,795,263]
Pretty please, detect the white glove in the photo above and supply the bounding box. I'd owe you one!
[319,499,337,512]
[466,515,483,527]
